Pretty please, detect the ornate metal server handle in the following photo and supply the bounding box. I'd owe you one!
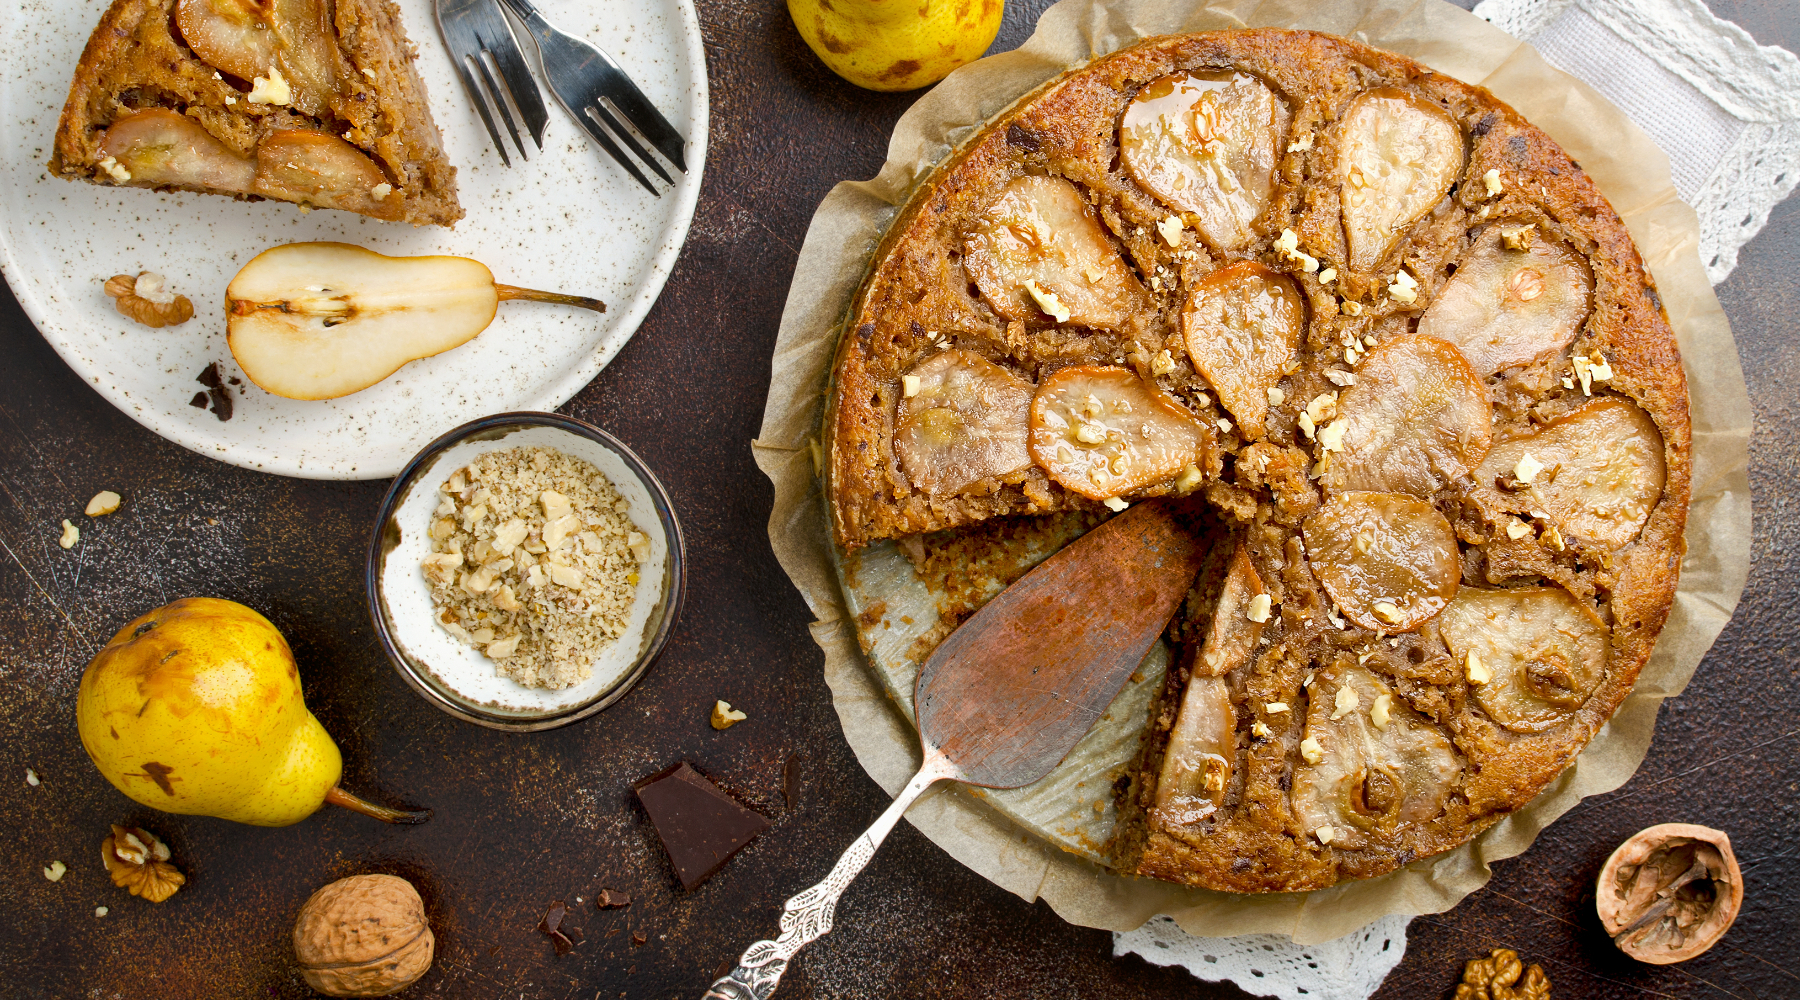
[701,754,956,999]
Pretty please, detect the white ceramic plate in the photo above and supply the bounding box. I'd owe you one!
[0,0,706,479]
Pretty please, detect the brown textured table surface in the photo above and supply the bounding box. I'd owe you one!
[4,2,1796,998]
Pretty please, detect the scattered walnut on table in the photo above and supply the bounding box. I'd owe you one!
[100,824,185,902]
[1596,822,1742,964]
[104,272,194,328]
[1454,948,1549,1000]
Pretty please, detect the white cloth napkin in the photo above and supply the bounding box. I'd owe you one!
[1113,2,1796,997]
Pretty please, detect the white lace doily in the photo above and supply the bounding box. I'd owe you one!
[1113,4,1792,996]
[1115,914,1412,1000]
[1474,0,1800,282]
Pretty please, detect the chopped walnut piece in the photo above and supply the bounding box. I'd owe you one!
[1454,948,1549,1000]
[43,860,67,882]
[1597,823,1742,964]
[711,700,748,730]
[58,520,80,549]
[85,491,123,516]
[104,272,195,328]
[100,825,185,902]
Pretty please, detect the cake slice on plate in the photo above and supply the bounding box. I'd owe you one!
[51,0,461,226]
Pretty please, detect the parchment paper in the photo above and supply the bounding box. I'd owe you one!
[751,0,1752,944]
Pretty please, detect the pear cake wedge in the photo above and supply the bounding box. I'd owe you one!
[51,0,460,226]
[823,29,1691,892]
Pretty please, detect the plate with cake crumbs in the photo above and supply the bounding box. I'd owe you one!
[0,0,705,479]
[369,413,684,730]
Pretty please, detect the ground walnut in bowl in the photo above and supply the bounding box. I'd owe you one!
[422,447,651,690]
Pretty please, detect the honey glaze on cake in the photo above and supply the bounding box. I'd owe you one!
[825,29,1691,892]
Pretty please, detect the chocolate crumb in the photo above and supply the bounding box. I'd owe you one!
[783,753,804,811]
[194,363,233,421]
[631,930,646,946]
[188,392,209,409]
[538,900,584,955]
[597,889,631,909]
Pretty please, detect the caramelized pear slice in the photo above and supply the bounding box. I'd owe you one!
[894,349,1034,495]
[267,0,343,117]
[1153,676,1235,828]
[1292,665,1461,849]
[1338,89,1464,272]
[253,130,402,219]
[1303,491,1460,632]
[174,0,278,84]
[1322,334,1492,499]
[96,109,256,192]
[1028,366,1206,500]
[1181,261,1305,439]
[963,175,1139,329]
[1438,586,1608,733]
[1119,71,1286,251]
[227,242,604,400]
[1474,398,1665,551]
[1195,544,1267,676]
[1417,225,1595,375]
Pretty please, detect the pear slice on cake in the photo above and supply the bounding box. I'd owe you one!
[226,242,604,400]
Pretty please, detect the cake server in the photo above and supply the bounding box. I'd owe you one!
[703,500,1206,999]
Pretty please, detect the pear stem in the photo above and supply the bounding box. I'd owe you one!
[325,785,433,825]
[495,284,607,313]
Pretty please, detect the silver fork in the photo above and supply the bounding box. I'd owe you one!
[498,0,688,195]
[435,0,550,166]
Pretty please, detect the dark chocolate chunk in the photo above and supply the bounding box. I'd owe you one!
[194,363,233,421]
[633,763,769,890]
[188,392,209,409]
[597,889,631,909]
[538,900,584,955]
[631,930,647,946]
[783,753,804,812]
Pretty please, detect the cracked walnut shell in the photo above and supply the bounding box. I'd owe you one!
[1596,822,1742,964]
[1454,948,1550,1000]
[100,824,185,902]
[294,874,435,997]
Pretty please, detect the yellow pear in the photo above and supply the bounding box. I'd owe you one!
[77,598,427,827]
[788,0,1004,92]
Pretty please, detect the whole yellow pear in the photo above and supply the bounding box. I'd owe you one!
[77,598,401,827]
[789,0,1004,92]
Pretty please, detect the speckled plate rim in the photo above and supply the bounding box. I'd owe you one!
[0,0,708,480]
[365,411,687,731]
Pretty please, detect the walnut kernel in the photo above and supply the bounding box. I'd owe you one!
[105,272,195,328]
[100,824,185,902]
[711,700,748,730]
[1454,948,1549,1000]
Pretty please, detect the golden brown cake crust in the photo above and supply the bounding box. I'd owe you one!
[50,0,461,226]
[826,29,1691,893]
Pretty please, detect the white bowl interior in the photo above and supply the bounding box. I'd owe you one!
[379,423,673,717]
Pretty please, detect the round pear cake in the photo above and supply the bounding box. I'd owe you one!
[824,29,1690,892]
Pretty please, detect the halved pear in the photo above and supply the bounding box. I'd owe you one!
[1338,89,1464,272]
[893,348,1035,494]
[1302,491,1460,632]
[1119,71,1287,251]
[96,109,256,192]
[1027,365,1206,500]
[1416,225,1594,375]
[1472,398,1665,550]
[1437,586,1608,732]
[174,0,279,85]
[1181,261,1305,439]
[1153,675,1235,828]
[1322,334,1492,499]
[963,175,1139,329]
[227,242,604,400]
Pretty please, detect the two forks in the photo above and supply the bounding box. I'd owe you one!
[434,0,686,194]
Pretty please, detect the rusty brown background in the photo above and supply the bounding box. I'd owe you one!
[3,2,1796,998]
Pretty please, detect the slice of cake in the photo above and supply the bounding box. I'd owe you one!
[51,0,461,226]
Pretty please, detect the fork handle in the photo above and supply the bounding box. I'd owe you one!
[701,754,955,999]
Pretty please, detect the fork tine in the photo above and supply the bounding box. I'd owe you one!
[575,106,659,196]
[591,100,672,186]
[474,50,529,161]
[592,65,687,173]
[454,55,512,167]
[487,23,548,148]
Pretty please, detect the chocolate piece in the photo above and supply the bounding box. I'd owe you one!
[538,900,583,955]
[596,889,631,909]
[631,930,647,946]
[633,763,769,890]
[783,753,804,812]
[194,363,233,421]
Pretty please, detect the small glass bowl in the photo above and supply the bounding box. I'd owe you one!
[366,412,685,731]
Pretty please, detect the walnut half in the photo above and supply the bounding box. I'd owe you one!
[100,824,185,902]
[1596,822,1742,964]
[104,272,195,328]
[1454,948,1550,1000]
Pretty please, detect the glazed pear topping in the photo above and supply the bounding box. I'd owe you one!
[1028,366,1206,500]
[253,130,402,219]
[963,175,1139,329]
[174,0,279,84]
[96,109,257,192]
[1337,89,1464,272]
[266,0,346,117]
[1181,262,1305,439]
[894,349,1035,495]
[1303,491,1460,632]
[1291,665,1461,850]
[1416,224,1595,374]
[1195,545,1267,677]
[1473,398,1665,550]
[1437,586,1608,732]
[1154,676,1235,827]
[1119,71,1287,251]
[1322,334,1492,499]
